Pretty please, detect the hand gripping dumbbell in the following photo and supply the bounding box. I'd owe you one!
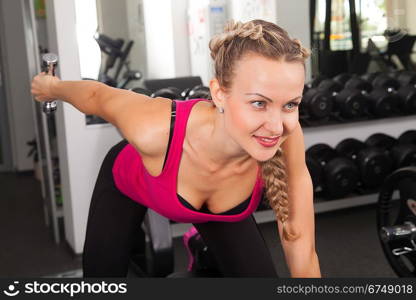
[335,138,393,190]
[41,53,59,114]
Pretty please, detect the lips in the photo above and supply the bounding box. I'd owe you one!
[254,135,280,147]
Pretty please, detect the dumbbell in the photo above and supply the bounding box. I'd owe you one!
[394,71,416,114]
[151,87,182,100]
[398,130,416,145]
[185,85,212,100]
[321,73,370,119]
[335,138,393,189]
[365,133,416,170]
[306,143,360,199]
[305,75,328,89]
[300,85,333,120]
[41,53,59,114]
[305,154,324,192]
[361,72,401,117]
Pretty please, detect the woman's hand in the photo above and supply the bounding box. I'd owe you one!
[31,72,60,102]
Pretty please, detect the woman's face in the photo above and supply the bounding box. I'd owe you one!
[216,53,305,162]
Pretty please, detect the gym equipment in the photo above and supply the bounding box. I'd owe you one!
[335,138,393,189]
[365,133,416,170]
[93,33,142,89]
[182,226,221,276]
[185,85,211,100]
[394,71,416,114]
[305,75,328,89]
[320,74,369,119]
[300,87,333,121]
[129,209,222,278]
[305,154,324,192]
[41,53,58,114]
[306,143,359,199]
[377,166,416,277]
[151,87,182,100]
[399,130,416,145]
[361,72,401,118]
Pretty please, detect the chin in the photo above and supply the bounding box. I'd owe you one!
[248,148,278,162]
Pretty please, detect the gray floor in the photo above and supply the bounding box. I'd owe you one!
[0,171,397,278]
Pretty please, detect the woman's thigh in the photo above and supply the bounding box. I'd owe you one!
[83,139,148,277]
[193,215,278,277]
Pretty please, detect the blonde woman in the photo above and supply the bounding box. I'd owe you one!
[31,19,321,278]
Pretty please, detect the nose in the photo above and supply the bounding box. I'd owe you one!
[263,111,283,136]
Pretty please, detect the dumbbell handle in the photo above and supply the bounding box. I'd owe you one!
[41,53,59,114]
[380,221,416,242]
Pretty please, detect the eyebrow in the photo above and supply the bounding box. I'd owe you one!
[245,93,302,103]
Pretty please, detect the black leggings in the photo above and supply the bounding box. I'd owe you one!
[82,139,278,277]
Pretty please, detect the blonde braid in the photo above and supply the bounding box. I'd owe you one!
[260,147,300,241]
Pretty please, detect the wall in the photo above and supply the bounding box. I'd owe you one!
[0,0,37,171]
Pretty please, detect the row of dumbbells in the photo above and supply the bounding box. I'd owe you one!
[131,85,212,101]
[301,70,416,126]
[305,130,416,200]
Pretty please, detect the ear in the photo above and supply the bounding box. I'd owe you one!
[209,78,227,108]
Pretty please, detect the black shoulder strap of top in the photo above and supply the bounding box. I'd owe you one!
[162,100,176,169]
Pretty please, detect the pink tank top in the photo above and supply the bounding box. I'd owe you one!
[112,99,264,223]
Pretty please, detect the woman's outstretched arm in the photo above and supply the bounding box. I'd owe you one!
[31,73,171,156]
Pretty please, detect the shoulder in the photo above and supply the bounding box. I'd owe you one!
[126,97,173,158]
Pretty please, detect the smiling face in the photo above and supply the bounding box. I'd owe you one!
[210,52,305,162]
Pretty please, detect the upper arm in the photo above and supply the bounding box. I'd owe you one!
[279,121,316,252]
[94,84,172,156]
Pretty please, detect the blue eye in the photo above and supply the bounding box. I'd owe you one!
[251,101,266,109]
[285,101,300,110]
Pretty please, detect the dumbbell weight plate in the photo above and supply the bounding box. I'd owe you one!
[306,143,338,166]
[397,85,416,114]
[365,133,397,151]
[390,144,416,169]
[323,157,360,199]
[302,89,333,119]
[151,87,182,100]
[334,89,369,118]
[356,147,394,188]
[336,138,367,159]
[398,130,416,145]
[366,89,400,117]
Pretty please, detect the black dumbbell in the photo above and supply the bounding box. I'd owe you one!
[306,75,328,89]
[306,143,360,199]
[305,154,324,191]
[398,130,416,145]
[361,73,401,117]
[394,71,416,114]
[186,85,212,100]
[328,74,370,119]
[300,87,333,120]
[335,138,393,189]
[365,133,416,169]
[151,87,182,100]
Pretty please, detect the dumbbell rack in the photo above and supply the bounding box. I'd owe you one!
[171,114,415,237]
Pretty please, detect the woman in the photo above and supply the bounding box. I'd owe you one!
[31,19,321,278]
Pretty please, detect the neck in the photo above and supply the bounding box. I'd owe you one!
[189,103,254,172]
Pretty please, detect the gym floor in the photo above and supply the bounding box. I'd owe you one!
[0,171,397,278]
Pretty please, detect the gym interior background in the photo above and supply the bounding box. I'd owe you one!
[0,0,415,278]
